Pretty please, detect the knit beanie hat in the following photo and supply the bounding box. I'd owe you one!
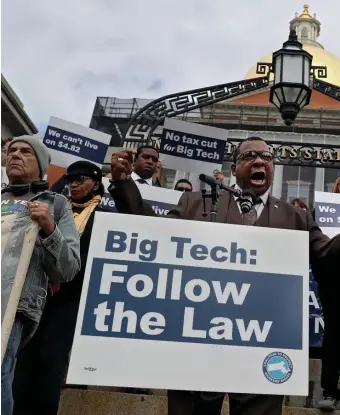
[8,136,51,179]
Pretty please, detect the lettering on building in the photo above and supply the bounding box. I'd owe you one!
[225,142,340,167]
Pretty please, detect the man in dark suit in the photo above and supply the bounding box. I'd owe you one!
[131,145,161,186]
[108,136,340,415]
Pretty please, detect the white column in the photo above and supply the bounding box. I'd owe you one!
[314,168,325,192]
[271,164,284,199]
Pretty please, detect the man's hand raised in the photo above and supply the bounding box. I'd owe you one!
[110,149,136,181]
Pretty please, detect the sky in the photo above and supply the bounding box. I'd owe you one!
[2,0,340,136]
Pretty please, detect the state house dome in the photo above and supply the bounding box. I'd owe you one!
[245,5,340,87]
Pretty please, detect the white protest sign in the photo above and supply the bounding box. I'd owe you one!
[159,118,228,174]
[314,191,340,238]
[67,214,309,396]
[100,178,181,216]
[43,117,111,168]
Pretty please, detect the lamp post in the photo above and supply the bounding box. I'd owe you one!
[124,30,335,144]
[269,30,313,126]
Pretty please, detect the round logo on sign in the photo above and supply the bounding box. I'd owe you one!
[263,352,293,384]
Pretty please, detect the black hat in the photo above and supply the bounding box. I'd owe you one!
[66,161,102,182]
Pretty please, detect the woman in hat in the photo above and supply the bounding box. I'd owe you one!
[13,161,105,415]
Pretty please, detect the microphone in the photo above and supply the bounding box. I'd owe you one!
[199,174,220,187]
[239,189,257,213]
[199,174,241,197]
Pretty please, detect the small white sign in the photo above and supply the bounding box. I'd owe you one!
[100,178,181,216]
[314,191,340,238]
[43,117,111,168]
[67,214,309,396]
[159,118,228,175]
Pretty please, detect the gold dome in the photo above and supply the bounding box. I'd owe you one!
[245,44,340,87]
[299,4,312,19]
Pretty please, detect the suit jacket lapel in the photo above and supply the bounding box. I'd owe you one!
[217,190,245,225]
[268,196,286,229]
[216,191,231,223]
[214,191,287,228]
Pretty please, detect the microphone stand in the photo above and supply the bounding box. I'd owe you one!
[201,181,240,223]
[201,184,218,222]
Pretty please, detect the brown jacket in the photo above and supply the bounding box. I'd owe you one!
[109,178,340,274]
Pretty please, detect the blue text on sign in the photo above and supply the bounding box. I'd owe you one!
[105,231,257,265]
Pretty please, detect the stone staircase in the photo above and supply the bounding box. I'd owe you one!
[58,360,340,414]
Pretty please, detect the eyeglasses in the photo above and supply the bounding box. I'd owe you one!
[236,151,274,163]
[176,187,192,192]
[65,175,92,185]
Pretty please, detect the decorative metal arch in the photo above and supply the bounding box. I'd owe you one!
[124,71,340,146]
[313,79,340,101]
[124,76,269,144]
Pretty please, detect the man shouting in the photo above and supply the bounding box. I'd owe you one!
[108,136,340,415]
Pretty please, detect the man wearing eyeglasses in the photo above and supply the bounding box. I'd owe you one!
[230,137,274,218]
[174,179,192,192]
[108,136,340,415]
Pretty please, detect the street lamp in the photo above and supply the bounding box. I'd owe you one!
[125,28,335,143]
[269,30,313,126]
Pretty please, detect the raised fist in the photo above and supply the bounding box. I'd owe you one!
[110,149,136,181]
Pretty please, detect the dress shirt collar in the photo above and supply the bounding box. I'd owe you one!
[234,183,270,205]
[131,171,153,186]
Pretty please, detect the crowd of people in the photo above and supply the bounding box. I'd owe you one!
[1,134,340,415]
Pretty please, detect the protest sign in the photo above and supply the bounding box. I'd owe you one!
[100,179,323,348]
[43,116,111,169]
[315,191,340,238]
[67,214,309,396]
[309,267,323,348]
[309,191,340,347]
[159,118,228,174]
[100,178,181,216]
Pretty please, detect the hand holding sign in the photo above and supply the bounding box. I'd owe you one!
[110,150,136,180]
[28,202,55,235]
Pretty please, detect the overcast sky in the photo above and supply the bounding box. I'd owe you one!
[2,0,339,135]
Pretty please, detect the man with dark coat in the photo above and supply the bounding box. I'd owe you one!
[131,145,160,186]
[107,137,340,415]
